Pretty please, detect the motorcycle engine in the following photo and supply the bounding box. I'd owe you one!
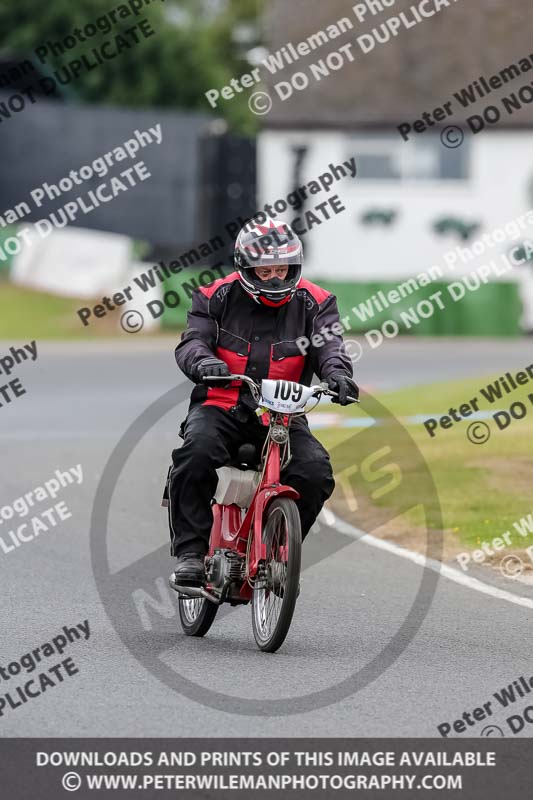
[206,549,245,591]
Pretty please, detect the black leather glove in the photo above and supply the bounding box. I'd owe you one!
[195,356,231,386]
[327,373,359,405]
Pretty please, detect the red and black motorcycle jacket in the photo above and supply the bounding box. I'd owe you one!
[175,271,353,411]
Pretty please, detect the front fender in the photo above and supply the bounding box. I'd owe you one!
[251,485,300,570]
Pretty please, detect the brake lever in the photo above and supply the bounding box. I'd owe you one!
[331,393,360,404]
[201,374,261,402]
[317,382,359,403]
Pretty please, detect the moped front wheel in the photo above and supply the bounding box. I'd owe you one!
[179,596,218,637]
[252,497,302,653]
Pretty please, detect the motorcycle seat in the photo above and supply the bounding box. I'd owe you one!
[229,443,261,471]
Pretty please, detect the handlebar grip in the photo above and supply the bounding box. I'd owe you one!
[327,386,360,404]
[200,375,233,388]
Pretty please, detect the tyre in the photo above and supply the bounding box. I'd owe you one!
[178,595,218,637]
[252,497,302,653]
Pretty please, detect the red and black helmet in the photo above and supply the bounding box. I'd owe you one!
[234,218,303,306]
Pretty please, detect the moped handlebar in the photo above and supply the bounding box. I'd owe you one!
[202,375,359,405]
[202,373,262,401]
[316,381,359,405]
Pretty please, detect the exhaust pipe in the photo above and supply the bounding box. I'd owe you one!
[168,575,221,605]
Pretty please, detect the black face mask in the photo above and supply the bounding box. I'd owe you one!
[262,277,284,290]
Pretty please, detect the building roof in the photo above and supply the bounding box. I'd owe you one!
[262,0,533,127]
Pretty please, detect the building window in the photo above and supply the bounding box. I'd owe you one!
[347,134,468,181]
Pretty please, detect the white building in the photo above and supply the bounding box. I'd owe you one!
[257,0,533,334]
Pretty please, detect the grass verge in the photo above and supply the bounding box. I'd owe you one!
[0,284,162,339]
[316,372,533,567]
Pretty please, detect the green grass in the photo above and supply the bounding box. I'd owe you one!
[0,284,95,339]
[0,283,164,339]
[316,372,533,551]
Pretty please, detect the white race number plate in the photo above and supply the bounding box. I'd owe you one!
[260,379,315,414]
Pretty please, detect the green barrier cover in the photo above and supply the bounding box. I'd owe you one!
[0,226,18,277]
[160,267,229,328]
[161,271,522,337]
[318,280,522,337]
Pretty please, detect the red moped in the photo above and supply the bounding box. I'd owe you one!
[168,375,357,652]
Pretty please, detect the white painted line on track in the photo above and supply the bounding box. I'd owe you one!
[326,511,533,612]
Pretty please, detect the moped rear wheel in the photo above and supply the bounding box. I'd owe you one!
[252,497,302,653]
[178,596,218,637]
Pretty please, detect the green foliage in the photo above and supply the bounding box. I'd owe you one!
[0,0,262,133]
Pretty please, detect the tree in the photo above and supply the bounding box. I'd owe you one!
[0,0,262,133]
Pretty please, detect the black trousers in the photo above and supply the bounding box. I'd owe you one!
[168,404,335,557]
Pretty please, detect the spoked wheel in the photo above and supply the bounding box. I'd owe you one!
[252,497,302,653]
[178,594,218,637]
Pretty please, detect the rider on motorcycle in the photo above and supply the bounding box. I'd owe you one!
[169,218,359,585]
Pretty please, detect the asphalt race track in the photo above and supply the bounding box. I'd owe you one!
[1,337,532,737]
